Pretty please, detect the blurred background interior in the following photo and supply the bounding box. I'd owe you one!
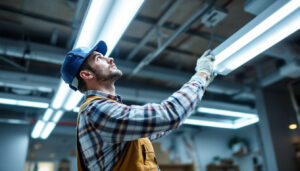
[0,0,300,170]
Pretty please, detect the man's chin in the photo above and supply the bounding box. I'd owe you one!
[112,70,123,80]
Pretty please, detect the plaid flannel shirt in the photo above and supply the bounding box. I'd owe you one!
[78,76,206,170]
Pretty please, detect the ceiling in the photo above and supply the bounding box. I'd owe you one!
[0,0,300,161]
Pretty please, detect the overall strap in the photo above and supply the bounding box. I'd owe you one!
[76,96,115,171]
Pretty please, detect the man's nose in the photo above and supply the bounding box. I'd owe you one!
[107,57,114,63]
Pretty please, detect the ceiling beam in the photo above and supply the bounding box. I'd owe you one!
[122,35,197,56]
[135,14,226,43]
[130,1,216,76]
[0,5,75,28]
[0,92,50,104]
[126,0,183,60]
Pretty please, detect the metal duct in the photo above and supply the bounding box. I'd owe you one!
[261,61,300,87]
[259,42,300,87]
[263,42,300,62]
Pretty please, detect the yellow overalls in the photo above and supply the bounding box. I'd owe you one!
[76,96,159,171]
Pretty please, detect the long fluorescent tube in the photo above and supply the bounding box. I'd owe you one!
[234,117,259,129]
[184,116,259,129]
[0,97,49,108]
[188,107,260,129]
[98,0,145,55]
[64,91,83,111]
[184,119,234,129]
[18,100,49,108]
[52,110,64,122]
[42,108,54,121]
[0,98,16,105]
[73,107,80,112]
[226,8,300,71]
[213,0,300,75]
[74,0,112,48]
[51,81,70,109]
[40,122,56,139]
[31,120,45,138]
[198,107,257,118]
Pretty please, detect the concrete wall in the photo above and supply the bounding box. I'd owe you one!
[0,124,30,171]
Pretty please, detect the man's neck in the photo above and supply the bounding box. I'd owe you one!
[88,81,116,95]
[98,83,116,95]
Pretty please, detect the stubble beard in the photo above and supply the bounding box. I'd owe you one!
[95,68,123,82]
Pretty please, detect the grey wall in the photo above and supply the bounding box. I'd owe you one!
[0,124,30,171]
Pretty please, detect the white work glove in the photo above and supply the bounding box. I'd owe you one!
[195,49,216,87]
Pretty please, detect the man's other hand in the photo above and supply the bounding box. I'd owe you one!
[195,49,216,87]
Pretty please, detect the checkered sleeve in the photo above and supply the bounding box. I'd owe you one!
[85,76,206,143]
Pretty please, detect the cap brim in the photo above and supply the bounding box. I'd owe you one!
[89,40,107,57]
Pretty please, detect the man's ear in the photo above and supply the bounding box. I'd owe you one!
[79,70,94,80]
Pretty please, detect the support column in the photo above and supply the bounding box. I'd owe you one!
[256,86,298,171]
[0,123,30,171]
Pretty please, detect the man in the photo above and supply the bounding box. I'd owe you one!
[61,40,215,171]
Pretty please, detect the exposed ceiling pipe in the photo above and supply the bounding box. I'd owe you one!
[259,42,300,87]
[0,92,50,104]
[263,42,300,62]
[0,37,253,98]
[260,61,300,87]
[0,38,66,64]
[130,0,217,76]
[0,70,59,90]
[126,0,182,60]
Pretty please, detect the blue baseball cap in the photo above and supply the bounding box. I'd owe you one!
[61,40,107,91]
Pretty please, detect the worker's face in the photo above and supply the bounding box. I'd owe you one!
[87,51,123,82]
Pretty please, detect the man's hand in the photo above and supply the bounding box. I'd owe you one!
[195,49,216,87]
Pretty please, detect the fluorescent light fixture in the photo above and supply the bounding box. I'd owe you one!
[64,91,83,111]
[51,81,70,109]
[40,122,56,139]
[187,107,260,129]
[52,110,64,122]
[18,100,49,108]
[0,98,17,105]
[31,120,45,139]
[234,117,259,129]
[0,97,49,108]
[212,0,300,75]
[184,118,234,129]
[184,116,259,129]
[42,108,54,121]
[98,0,145,55]
[73,107,80,112]
[198,107,257,118]
[74,0,112,48]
